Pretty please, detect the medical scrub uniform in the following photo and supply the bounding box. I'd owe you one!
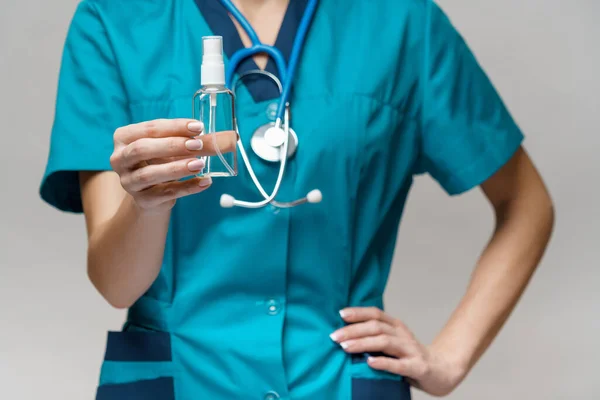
[39,0,524,399]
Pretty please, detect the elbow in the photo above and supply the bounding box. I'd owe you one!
[547,200,556,235]
[492,186,556,263]
[539,189,556,240]
[105,297,134,310]
[528,189,556,254]
[533,194,555,271]
[86,253,137,310]
[528,188,556,244]
[87,266,135,310]
[110,301,134,310]
[497,183,556,236]
[104,293,136,310]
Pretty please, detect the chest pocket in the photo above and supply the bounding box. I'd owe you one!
[128,96,188,121]
[291,92,412,196]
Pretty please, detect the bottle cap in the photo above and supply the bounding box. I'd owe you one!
[201,36,225,86]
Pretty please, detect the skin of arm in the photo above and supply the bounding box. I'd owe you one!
[80,171,172,309]
[331,146,555,396]
[431,146,555,379]
[79,119,236,309]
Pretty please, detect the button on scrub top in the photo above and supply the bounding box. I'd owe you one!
[39,0,524,399]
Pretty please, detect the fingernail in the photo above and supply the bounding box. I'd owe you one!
[329,332,341,342]
[199,177,212,187]
[367,357,376,364]
[185,139,203,150]
[340,341,350,349]
[187,159,205,171]
[339,310,350,319]
[187,121,204,132]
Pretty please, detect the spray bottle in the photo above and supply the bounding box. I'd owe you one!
[192,36,238,177]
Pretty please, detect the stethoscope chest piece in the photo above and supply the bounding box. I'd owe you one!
[251,122,298,162]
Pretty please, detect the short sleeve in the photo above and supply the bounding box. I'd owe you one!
[39,1,129,212]
[414,1,524,195]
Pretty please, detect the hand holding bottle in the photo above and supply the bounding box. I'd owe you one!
[109,118,237,211]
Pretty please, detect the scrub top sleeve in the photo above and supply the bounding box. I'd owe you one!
[414,1,524,196]
[39,1,130,213]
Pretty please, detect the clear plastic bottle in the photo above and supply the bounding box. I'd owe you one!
[192,36,238,178]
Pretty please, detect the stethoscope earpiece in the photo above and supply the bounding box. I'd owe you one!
[219,194,236,209]
[306,190,323,204]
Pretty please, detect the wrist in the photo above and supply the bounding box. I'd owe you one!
[126,194,173,218]
[428,341,471,388]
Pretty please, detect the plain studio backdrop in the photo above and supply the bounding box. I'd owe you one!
[1,0,598,399]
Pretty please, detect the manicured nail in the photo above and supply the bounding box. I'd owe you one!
[330,332,341,342]
[339,309,351,319]
[199,177,212,187]
[340,341,350,349]
[187,159,205,171]
[187,121,204,132]
[185,139,203,150]
[367,357,376,364]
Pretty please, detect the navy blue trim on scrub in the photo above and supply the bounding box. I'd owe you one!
[351,352,411,399]
[96,377,175,400]
[352,378,412,400]
[351,352,388,364]
[104,331,172,362]
[193,0,308,102]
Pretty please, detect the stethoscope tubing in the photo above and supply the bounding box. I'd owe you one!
[217,0,321,209]
[219,0,318,123]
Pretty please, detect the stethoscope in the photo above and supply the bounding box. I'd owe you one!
[218,0,323,209]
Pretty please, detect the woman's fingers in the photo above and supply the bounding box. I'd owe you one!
[367,356,426,380]
[115,119,204,144]
[118,131,238,169]
[198,130,238,155]
[332,308,418,359]
[122,157,206,192]
[339,307,399,326]
[135,176,213,210]
[330,319,395,343]
[120,137,202,169]
[108,118,227,211]
[330,307,437,392]
[337,334,407,358]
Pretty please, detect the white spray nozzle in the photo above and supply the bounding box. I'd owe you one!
[203,36,223,58]
[201,36,225,86]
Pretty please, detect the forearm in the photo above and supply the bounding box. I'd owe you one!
[87,194,171,309]
[431,190,554,379]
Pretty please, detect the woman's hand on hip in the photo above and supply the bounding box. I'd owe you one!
[330,307,466,397]
[110,118,237,212]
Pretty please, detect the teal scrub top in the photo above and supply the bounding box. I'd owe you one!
[40,0,524,399]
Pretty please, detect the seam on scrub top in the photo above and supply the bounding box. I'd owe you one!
[87,0,134,125]
[419,0,432,138]
[128,94,192,108]
[127,91,411,119]
[442,128,523,195]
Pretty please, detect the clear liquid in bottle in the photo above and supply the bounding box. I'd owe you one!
[192,36,238,178]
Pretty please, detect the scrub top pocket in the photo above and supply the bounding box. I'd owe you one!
[95,329,176,400]
[350,353,412,400]
[96,377,175,400]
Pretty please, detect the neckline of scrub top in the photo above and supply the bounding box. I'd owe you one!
[193,0,308,103]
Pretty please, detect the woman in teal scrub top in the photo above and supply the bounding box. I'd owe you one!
[40,0,554,399]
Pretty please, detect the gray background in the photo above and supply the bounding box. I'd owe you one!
[1,0,598,399]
